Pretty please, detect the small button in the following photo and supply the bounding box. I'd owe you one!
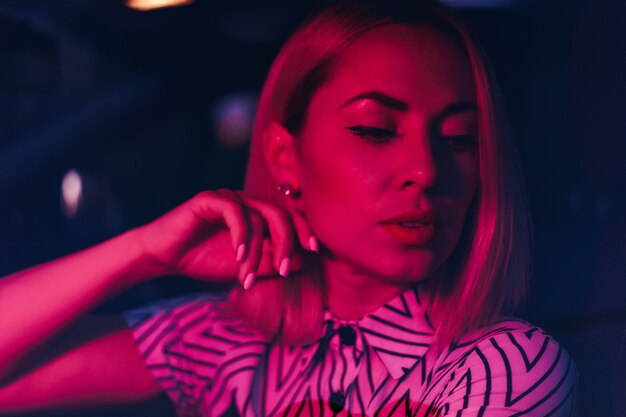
[338,325,356,346]
[329,391,346,412]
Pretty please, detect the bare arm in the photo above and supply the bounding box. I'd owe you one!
[0,315,163,413]
[0,229,159,383]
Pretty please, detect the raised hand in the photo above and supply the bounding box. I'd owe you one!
[134,189,318,288]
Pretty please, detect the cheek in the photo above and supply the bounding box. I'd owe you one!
[438,148,479,199]
[436,152,479,244]
[456,159,479,208]
[461,156,479,206]
[296,135,385,240]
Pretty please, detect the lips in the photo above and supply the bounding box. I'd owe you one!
[380,209,440,226]
[379,210,440,245]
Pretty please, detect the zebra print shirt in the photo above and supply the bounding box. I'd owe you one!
[123,286,577,417]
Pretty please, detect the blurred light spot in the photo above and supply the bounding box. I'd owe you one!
[61,169,83,218]
[213,94,257,149]
[126,0,193,11]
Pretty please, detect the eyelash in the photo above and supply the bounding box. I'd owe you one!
[441,134,478,151]
[345,126,396,144]
[345,125,478,150]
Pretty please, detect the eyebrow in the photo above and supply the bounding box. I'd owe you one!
[339,90,477,116]
[340,91,409,111]
[440,101,477,117]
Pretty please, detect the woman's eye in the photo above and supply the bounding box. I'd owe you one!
[345,125,396,144]
[440,134,477,151]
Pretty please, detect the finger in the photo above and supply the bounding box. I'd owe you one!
[255,239,277,277]
[237,196,295,278]
[239,207,265,290]
[210,189,249,260]
[289,209,319,253]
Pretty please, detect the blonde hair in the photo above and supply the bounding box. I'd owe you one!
[225,0,531,347]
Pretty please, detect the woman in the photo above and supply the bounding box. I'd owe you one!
[0,0,576,416]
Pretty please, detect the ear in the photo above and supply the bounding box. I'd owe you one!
[262,121,301,191]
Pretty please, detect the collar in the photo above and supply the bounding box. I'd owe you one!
[323,284,436,379]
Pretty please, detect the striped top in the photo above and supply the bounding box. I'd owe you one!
[123,286,577,417]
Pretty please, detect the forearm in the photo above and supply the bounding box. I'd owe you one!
[0,228,163,379]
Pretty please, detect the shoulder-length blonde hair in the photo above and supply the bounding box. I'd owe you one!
[225,0,531,348]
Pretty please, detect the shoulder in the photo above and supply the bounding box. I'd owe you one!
[122,292,266,414]
[423,318,578,416]
[123,292,262,348]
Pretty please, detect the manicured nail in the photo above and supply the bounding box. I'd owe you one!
[279,258,291,278]
[236,244,246,262]
[243,272,255,290]
[309,236,319,253]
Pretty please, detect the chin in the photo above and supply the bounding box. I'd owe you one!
[353,251,440,284]
[395,249,440,274]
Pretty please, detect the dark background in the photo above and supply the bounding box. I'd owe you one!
[0,0,624,416]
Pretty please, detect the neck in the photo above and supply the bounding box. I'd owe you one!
[322,257,411,321]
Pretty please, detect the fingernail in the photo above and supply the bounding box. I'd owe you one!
[309,236,319,253]
[236,244,246,262]
[243,272,255,290]
[279,258,291,278]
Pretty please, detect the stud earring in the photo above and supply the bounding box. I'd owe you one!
[277,182,298,197]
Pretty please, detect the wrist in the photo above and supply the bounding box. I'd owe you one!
[115,227,170,287]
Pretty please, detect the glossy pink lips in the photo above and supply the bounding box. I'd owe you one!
[379,209,440,245]
[379,223,438,245]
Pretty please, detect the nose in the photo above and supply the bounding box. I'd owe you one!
[397,133,438,191]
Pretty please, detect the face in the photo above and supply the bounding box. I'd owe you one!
[294,24,479,284]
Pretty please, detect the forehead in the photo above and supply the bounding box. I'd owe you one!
[318,23,476,110]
